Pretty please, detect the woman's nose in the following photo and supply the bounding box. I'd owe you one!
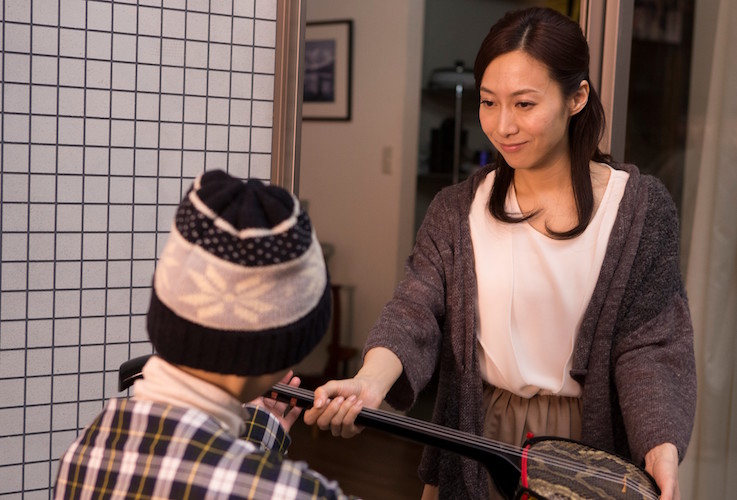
[497,107,518,136]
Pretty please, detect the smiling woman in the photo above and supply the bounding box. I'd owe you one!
[303,7,696,500]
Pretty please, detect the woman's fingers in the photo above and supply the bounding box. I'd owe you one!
[329,395,355,436]
[341,397,364,438]
[306,380,352,418]
[325,396,347,436]
[303,378,373,438]
[319,395,363,438]
[313,379,350,408]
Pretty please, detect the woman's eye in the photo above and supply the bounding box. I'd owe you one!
[517,101,534,108]
[480,100,495,108]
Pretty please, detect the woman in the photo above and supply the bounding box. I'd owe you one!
[304,7,695,499]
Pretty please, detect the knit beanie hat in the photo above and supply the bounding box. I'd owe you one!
[147,170,331,376]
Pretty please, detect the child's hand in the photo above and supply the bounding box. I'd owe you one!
[251,371,303,432]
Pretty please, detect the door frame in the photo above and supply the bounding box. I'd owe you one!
[271,0,306,195]
[581,0,635,160]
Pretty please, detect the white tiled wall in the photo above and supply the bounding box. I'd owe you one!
[0,0,277,496]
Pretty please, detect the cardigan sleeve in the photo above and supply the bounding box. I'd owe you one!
[611,178,696,465]
[363,188,458,411]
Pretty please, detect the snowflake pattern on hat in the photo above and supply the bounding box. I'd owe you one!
[179,265,277,322]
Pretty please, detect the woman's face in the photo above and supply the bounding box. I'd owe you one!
[479,50,585,173]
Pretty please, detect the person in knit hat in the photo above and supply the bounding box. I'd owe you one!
[54,170,353,499]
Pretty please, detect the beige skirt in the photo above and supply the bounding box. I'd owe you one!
[482,383,583,499]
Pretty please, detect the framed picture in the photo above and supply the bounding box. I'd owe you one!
[303,20,353,121]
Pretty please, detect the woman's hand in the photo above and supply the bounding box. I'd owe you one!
[302,377,384,438]
[644,442,680,500]
[304,347,403,438]
[250,371,303,433]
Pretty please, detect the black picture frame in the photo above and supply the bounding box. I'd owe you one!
[303,20,353,121]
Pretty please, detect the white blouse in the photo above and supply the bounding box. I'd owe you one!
[469,166,629,398]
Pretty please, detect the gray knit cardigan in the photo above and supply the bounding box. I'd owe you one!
[363,163,696,499]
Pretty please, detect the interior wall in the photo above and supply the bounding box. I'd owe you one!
[299,0,424,367]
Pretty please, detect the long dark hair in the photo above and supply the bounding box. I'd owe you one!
[473,7,611,239]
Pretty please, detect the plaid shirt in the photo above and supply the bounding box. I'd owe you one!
[54,398,351,499]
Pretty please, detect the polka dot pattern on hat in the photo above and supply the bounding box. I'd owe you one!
[174,196,313,267]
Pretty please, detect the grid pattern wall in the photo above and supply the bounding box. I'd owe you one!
[0,0,277,496]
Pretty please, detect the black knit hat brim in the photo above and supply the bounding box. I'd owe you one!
[147,278,332,376]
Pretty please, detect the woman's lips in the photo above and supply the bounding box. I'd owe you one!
[497,142,526,153]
